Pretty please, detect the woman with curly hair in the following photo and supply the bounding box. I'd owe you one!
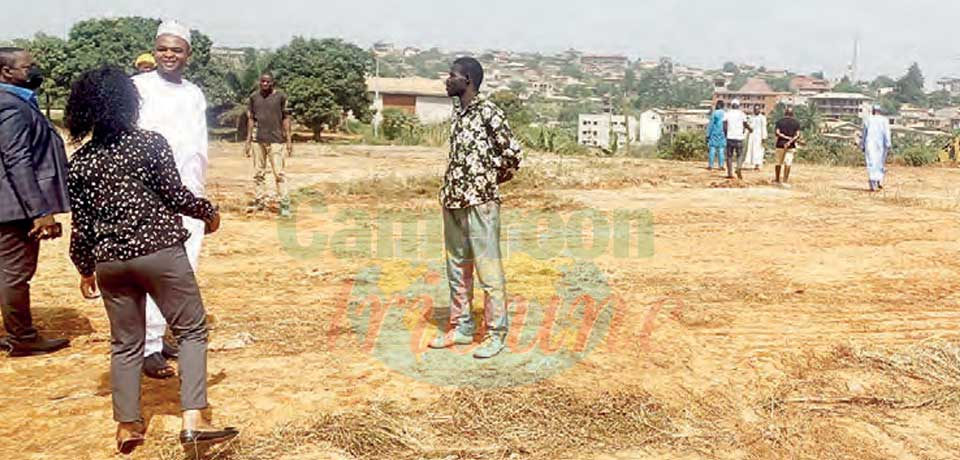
[64,65,237,454]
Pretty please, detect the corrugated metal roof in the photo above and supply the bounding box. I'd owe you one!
[367,77,448,97]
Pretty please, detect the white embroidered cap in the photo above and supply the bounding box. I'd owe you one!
[156,20,191,47]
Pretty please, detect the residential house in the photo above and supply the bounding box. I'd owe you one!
[491,50,511,64]
[372,41,396,56]
[581,55,628,81]
[658,109,710,136]
[933,107,960,131]
[528,78,555,97]
[937,77,960,96]
[713,78,789,115]
[876,87,896,97]
[210,47,247,68]
[367,77,453,126]
[634,60,660,71]
[758,69,789,79]
[578,113,637,149]
[807,92,873,120]
[822,120,863,144]
[897,105,960,132]
[789,76,833,96]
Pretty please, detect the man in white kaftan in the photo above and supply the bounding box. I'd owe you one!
[861,106,892,192]
[133,20,210,371]
[745,107,767,169]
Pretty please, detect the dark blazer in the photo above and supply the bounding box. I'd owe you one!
[0,89,70,223]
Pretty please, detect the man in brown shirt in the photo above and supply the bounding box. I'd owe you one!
[245,73,292,216]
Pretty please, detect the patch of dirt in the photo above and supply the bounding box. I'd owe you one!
[5,144,960,459]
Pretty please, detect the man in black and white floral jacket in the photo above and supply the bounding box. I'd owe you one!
[429,56,523,359]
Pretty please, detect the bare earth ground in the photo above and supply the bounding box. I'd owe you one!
[3,142,960,460]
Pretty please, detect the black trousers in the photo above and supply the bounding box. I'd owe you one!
[0,220,39,341]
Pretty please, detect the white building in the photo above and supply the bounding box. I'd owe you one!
[808,92,874,120]
[367,77,453,126]
[637,110,664,146]
[578,113,637,149]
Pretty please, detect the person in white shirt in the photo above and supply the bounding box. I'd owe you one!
[132,20,210,380]
[745,106,768,170]
[723,100,753,180]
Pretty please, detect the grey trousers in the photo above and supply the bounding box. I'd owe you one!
[96,244,208,423]
[0,220,39,341]
[726,139,746,176]
[443,201,508,337]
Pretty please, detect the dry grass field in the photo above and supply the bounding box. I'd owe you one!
[3,142,960,459]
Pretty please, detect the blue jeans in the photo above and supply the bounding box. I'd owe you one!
[709,146,726,169]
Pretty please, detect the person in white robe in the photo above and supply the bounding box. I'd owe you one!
[860,106,892,192]
[132,20,210,378]
[745,106,767,170]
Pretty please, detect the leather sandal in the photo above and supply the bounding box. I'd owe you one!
[143,353,175,380]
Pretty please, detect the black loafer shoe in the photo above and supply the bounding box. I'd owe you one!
[8,337,70,357]
[179,427,239,446]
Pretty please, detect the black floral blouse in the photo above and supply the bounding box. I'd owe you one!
[68,129,216,276]
[439,95,523,209]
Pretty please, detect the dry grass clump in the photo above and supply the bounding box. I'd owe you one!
[732,342,960,459]
[164,383,710,460]
[307,161,664,208]
[764,341,960,412]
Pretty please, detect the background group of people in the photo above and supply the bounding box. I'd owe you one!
[706,100,891,190]
[706,99,801,186]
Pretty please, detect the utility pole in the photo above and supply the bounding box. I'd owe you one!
[373,56,381,138]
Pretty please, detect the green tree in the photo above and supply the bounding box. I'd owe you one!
[722,62,738,73]
[765,75,793,92]
[560,63,585,79]
[927,90,954,110]
[507,80,528,94]
[833,76,865,94]
[811,71,825,80]
[728,73,749,92]
[633,63,673,110]
[490,90,532,128]
[284,78,340,140]
[794,104,822,138]
[672,79,712,108]
[183,31,234,108]
[878,95,902,115]
[270,37,373,139]
[870,75,897,90]
[16,33,69,114]
[895,63,926,105]
[381,108,421,141]
[563,84,592,99]
[64,16,160,77]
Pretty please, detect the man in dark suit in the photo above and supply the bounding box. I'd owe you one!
[0,47,71,357]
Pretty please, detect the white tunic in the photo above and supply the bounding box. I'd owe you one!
[132,71,209,357]
[861,115,891,182]
[745,114,767,167]
[133,71,209,197]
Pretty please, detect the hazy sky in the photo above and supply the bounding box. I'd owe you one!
[5,1,959,85]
